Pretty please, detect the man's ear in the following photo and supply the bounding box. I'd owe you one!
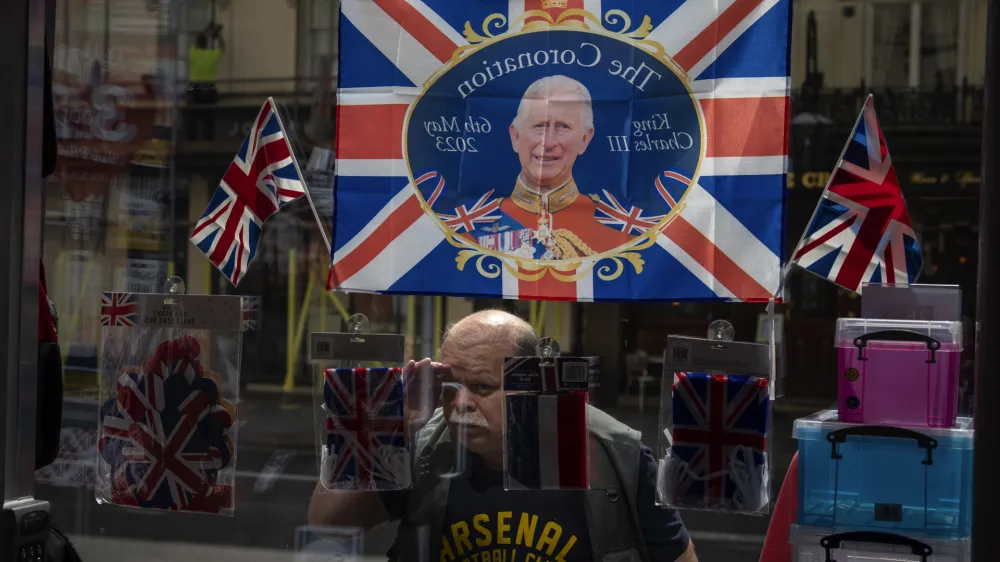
[580,127,595,153]
[509,123,520,151]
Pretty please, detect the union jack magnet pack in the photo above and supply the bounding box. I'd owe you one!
[657,371,771,514]
[502,357,589,491]
[321,368,411,491]
[96,293,243,515]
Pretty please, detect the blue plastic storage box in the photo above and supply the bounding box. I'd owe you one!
[794,409,973,538]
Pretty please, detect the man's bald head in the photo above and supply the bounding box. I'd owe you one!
[441,309,539,358]
[438,310,538,463]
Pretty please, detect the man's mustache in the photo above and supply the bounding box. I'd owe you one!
[449,410,490,429]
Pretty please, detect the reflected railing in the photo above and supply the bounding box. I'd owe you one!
[791,81,985,127]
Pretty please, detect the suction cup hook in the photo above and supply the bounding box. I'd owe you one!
[163,276,186,304]
[347,314,370,342]
[707,319,735,343]
[164,276,186,295]
[537,337,561,358]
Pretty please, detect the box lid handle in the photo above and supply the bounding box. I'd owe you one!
[854,329,941,363]
[826,425,938,466]
[820,531,933,562]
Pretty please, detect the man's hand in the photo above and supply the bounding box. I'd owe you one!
[308,358,449,530]
[403,358,448,432]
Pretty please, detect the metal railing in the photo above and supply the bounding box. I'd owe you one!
[791,81,984,127]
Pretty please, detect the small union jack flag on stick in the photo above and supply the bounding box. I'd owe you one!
[190,98,330,286]
[787,95,923,294]
[661,372,769,513]
[101,292,139,327]
[322,368,410,490]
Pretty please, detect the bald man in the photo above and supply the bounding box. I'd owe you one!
[308,310,697,562]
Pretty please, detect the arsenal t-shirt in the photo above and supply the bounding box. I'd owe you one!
[382,444,690,561]
[439,449,592,561]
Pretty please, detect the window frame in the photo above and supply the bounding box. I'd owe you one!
[863,0,968,88]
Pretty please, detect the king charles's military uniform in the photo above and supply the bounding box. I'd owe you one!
[472,177,637,259]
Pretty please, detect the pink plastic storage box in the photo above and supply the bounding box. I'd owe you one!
[837,318,963,428]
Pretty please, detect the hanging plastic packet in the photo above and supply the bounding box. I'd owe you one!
[502,338,590,491]
[656,320,773,515]
[95,277,243,515]
[310,314,412,491]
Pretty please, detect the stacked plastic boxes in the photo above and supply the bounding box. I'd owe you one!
[791,318,973,561]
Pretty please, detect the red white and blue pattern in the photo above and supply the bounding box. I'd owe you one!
[98,337,235,513]
[438,190,502,233]
[242,296,261,332]
[101,292,139,327]
[322,368,408,490]
[666,372,769,511]
[328,0,791,302]
[790,96,922,294]
[593,190,666,235]
[190,99,306,286]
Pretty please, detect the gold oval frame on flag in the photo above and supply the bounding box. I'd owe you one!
[402,9,707,283]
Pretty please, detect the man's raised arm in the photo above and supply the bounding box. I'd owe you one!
[307,484,394,530]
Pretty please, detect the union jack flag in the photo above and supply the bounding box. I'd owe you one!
[101,292,139,327]
[322,368,409,490]
[190,98,307,286]
[593,190,666,235]
[98,339,235,513]
[328,0,791,302]
[789,95,922,294]
[438,190,502,233]
[665,372,769,512]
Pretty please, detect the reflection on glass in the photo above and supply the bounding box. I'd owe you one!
[23,0,982,559]
[871,4,912,88]
[921,3,959,88]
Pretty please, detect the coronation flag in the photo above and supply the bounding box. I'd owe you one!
[190,98,320,286]
[329,0,791,302]
[788,95,923,294]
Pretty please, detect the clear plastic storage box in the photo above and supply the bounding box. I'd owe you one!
[794,409,973,538]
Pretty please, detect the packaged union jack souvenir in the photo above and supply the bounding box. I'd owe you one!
[321,368,410,490]
[96,283,243,515]
[657,328,773,515]
[310,316,412,491]
[502,347,590,491]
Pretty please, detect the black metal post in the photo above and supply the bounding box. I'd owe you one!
[973,1,1000,559]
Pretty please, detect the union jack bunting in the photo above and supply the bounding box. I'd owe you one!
[789,95,922,294]
[98,337,236,513]
[322,368,410,490]
[190,98,307,286]
[663,372,769,513]
[328,0,791,302]
[101,292,139,327]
